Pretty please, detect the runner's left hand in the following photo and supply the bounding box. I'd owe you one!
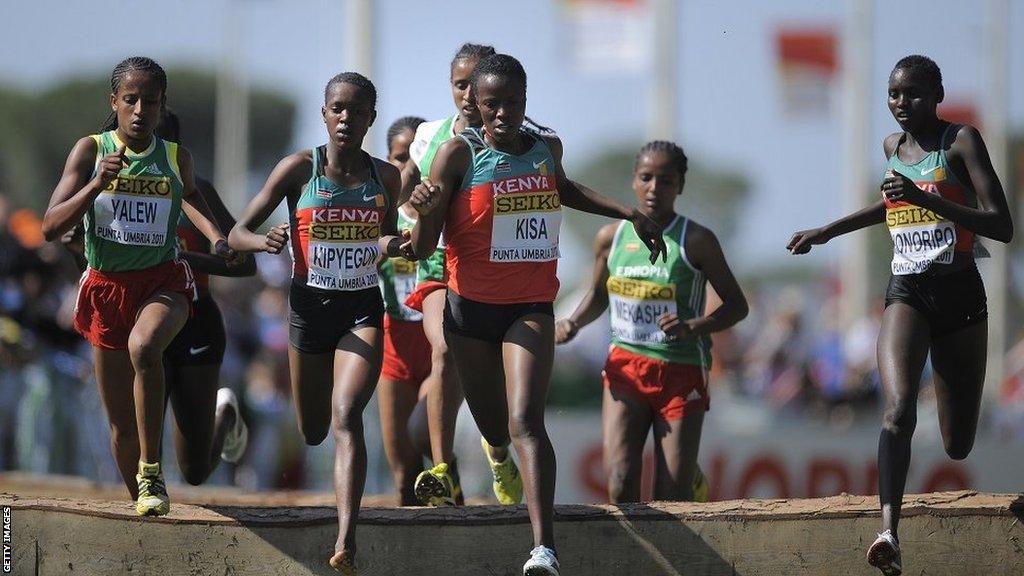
[881,170,927,205]
[657,312,693,341]
[630,209,668,264]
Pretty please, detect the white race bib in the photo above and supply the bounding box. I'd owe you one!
[307,207,380,291]
[608,277,677,345]
[489,174,561,263]
[94,179,172,247]
[887,204,956,275]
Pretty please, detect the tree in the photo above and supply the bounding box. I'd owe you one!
[0,67,295,212]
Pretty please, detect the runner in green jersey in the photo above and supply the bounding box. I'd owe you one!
[556,141,748,504]
[377,116,437,506]
[42,58,236,518]
[229,73,407,575]
[401,43,497,507]
[789,56,1012,576]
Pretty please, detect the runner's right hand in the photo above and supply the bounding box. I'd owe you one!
[787,227,829,255]
[264,223,289,254]
[95,145,127,188]
[410,179,441,215]
[555,318,579,344]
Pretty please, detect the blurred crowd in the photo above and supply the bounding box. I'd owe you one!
[2,191,1023,491]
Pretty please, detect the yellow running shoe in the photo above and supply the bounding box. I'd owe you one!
[135,461,170,516]
[481,437,522,505]
[692,465,710,503]
[414,462,456,506]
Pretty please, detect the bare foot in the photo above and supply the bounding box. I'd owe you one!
[329,549,356,574]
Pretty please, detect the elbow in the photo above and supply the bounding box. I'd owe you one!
[734,298,750,323]
[41,216,61,243]
[999,222,1014,244]
[227,225,243,251]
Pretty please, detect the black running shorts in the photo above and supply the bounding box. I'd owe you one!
[164,294,227,366]
[289,281,384,354]
[884,265,987,338]
[443,289,553,343]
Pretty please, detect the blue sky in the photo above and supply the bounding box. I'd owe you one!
[4,0,1022,273]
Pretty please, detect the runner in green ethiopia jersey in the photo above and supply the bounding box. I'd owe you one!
[398,43,498,509]
[556,141,748,505]
[377,116,439,507]
[42,58,237,519]
[229,72,406,575]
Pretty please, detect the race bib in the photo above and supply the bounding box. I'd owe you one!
[307,206,381,291]
[389,257,422,321]
[607,277,677,345]
[94,176,173,246]
[489,173,561,262]
[887,204,956,275]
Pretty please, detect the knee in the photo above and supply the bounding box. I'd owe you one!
[180,464,210,486]
[429,339,450,367]
[508,410,545,442]
[881,399,917,435]
[944,437,974,461]
[108,422,138,446]
[606,466,635,503]
[298,420,329,446]
[128,336,163,371]
[331,404,364,437]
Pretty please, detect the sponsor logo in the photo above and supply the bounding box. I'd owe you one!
[886,205,946,228]
[493,192,561,215]
[625,243,640,253]
[316,188,333,199]
[607,277,675,300]
[310,223,380,242]
[495,161,512,174]
[103,175,173,197]
[189,345,211,356]
[920,165,944,177]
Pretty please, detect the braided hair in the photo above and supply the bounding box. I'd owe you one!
[892,55,943,100]
[386,116,425,151]
[451,43,496,70]
[636,141,688,178]
[324,72,377,108]
[102,56,168,131]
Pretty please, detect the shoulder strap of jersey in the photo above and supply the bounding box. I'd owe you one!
[313,145,325,178]
[457,127,486,156]
[364,151,382,185]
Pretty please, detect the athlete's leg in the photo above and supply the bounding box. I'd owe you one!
[930,320,987,460]
[602,385,652,503]
[288,347,335,446]
[446,330,509,454]
[128,292,189,464]
[421,288,462,465]
[330,326,383,567]
[378,376,423,505]
[503,314,556,549]
[167,363,233,485]
[876,303,931,538]
[652,410,705,501]
[407,393,431,459]
[93,347,140,499]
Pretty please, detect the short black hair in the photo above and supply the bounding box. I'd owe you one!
[636,141,688,178]
[892,55,943,97]
[386,116,425,151]
[324,72,377,108]
[469,53,527,94]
